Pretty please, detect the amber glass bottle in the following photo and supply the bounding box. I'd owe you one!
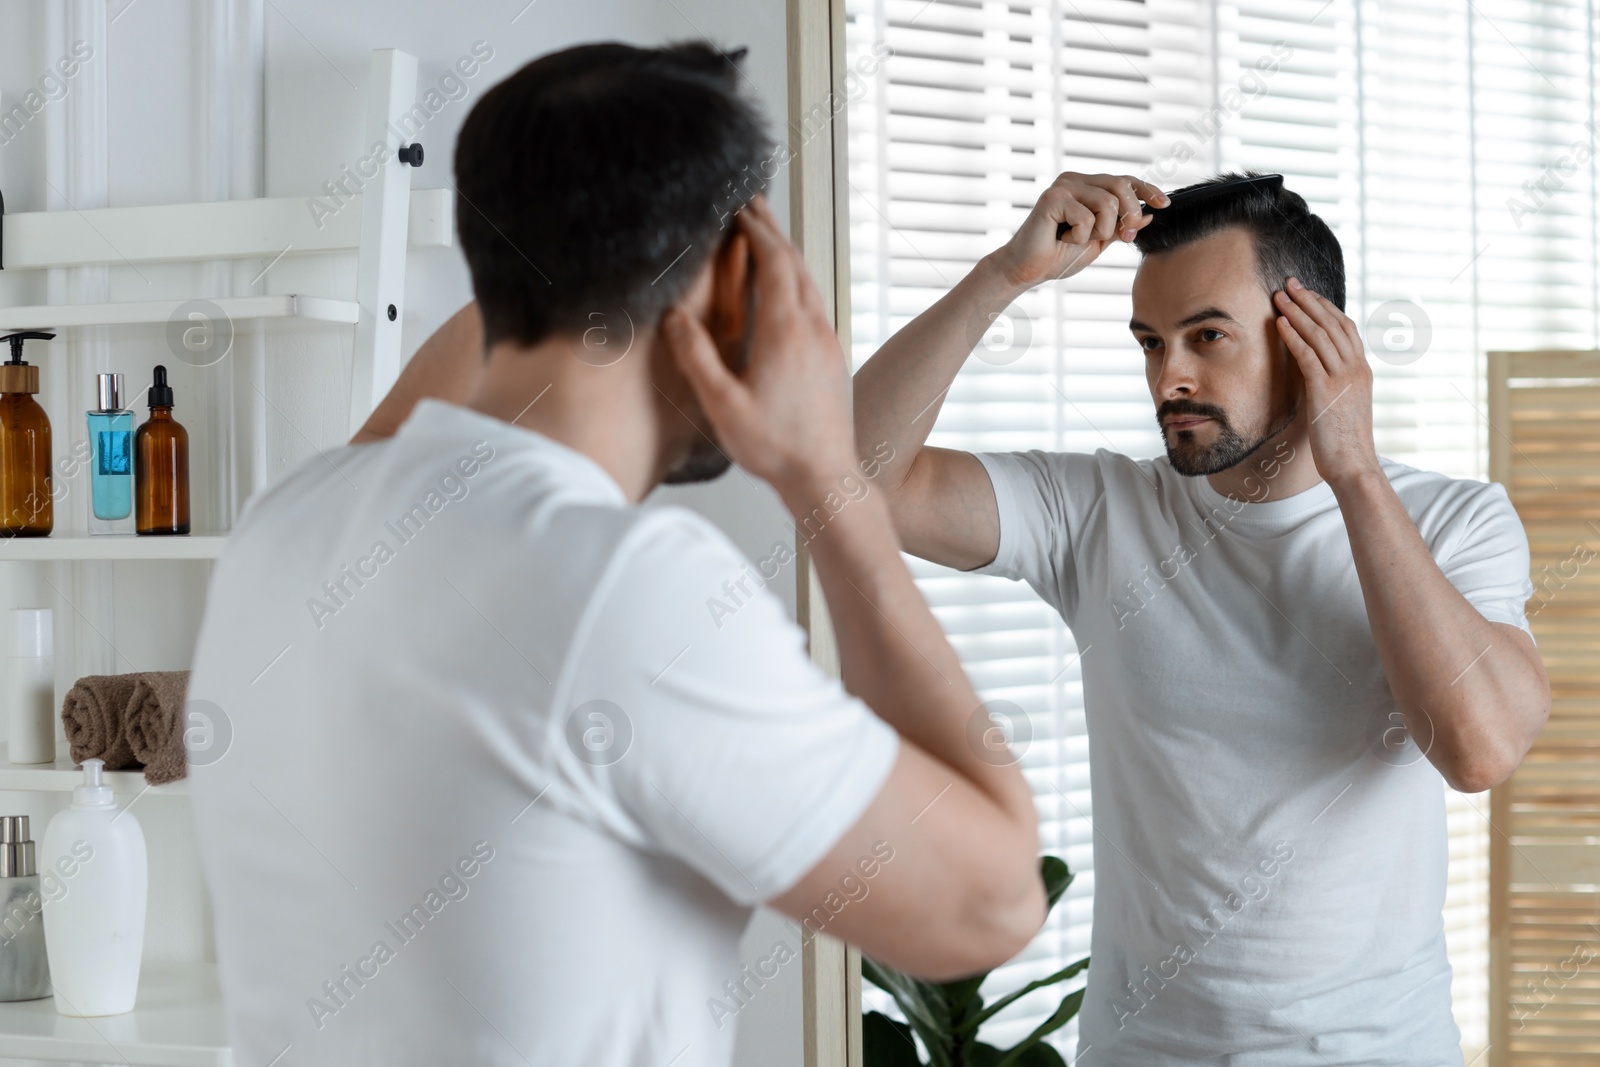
[0,332,54,537]
[134,366,189,536]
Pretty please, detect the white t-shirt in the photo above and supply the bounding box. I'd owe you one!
[974,446,1533,1066]
[187,398,899,1067]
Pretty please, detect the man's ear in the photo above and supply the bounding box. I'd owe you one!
[708,229,751,357]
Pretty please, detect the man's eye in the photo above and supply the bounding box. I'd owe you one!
[1198,328,1224,343]
[1138,336,1161,352]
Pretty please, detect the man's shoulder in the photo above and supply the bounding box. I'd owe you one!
[982,446,1168,491]
[228,442,374,543]
[1378,456,1511,514]
[1378,456,1523,552]
[587,504,755,605]
[562,503,801,686]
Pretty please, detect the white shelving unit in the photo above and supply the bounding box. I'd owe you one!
[0,294,360,332]
[0,537,227,562]
[0,964,228,1067]
[0,745,186,795]
[0,48,440,1067]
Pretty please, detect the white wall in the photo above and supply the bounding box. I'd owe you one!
[0,1,804,1064]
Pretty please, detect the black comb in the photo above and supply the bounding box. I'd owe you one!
[1055,173,1285,239]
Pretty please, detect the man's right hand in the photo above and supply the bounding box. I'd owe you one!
[663,194,856,507]
[988,171,1169,289]
[850,171,1166,572]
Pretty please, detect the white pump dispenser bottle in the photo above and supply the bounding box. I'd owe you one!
[40,758,147,1015]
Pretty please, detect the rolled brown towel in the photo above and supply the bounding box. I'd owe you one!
[126,671,191,786]
[62,675,142,771]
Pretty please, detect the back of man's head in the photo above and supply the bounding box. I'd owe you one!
[455,41,771,350]
[1133,171,1346,311]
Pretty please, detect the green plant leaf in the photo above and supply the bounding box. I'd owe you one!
[861,957,954,1067]
[860,957,946,1034]
[938,974,988,1025]
[955,956,1088,1036]
[1040,855,1073,912]
[963,1042,1008,1067]
[993,988,1085,1067]
[863,1011,925,1067]
[1010,1041,1068,1066]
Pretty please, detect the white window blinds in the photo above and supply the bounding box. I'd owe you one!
[845,0,1600,1059]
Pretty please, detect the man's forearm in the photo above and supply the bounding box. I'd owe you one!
[351,302,485,443]
[852,255,1029,486]
[1334,469,1549,791]
[779,471,1037,829]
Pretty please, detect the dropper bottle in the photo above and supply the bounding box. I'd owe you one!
[134,365,189,536]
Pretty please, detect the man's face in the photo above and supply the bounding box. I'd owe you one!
[1129,226,1300,477]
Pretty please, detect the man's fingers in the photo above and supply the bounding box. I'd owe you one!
[796,258,831,325]
[1087,173,1168,235]
[752,195,823,314]
[1123,210,1158,238]
[1125,176,1169,209]
[1274,287,1338,370]
[736,197,799,303]
[1284,281,1354,364]
[663,308,747,425]
[1047,173,1168,242]
[1048,192,1097,244]
[1080,187,1122,242]
[1275,314,1327,381]
[1096,176,1145,230]
[1312,289,1365,355]
[737,196,787,265]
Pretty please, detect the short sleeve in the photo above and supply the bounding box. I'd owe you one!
[1438,482,1535,638]
[971,449,1107,622]
[554,509,900,907]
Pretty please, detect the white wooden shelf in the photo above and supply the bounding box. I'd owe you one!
[0,294,359,332]
[2,187,451,270]
[0,536,227,561]
[0,962,229,1066]
[0,743,186,795]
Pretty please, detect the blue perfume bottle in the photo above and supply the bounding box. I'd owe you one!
[87,373,132,522]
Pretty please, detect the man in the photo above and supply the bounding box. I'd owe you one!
[187,42,1049,1066]
[851,170,1551,1063]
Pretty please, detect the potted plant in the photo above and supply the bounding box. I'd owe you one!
[862,855,1087,1067]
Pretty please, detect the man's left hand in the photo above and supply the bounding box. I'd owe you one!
[1273,277,1380,487]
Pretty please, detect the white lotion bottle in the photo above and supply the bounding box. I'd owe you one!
[6,608,54,764]
[40,759,147,1015]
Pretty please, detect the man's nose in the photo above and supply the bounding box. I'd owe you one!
[1155,348,1198,399]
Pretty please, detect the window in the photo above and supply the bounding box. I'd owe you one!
[845,0,1599,1058]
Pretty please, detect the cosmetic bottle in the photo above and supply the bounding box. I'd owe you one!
[6,608,54,765]
[134,366,188,536]
[0,815,51,1002]
[0,331,53,537]
[41,759,146,1016]
[86,373,132,522]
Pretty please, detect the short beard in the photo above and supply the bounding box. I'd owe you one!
[661,437,732,485]
[1158,397,1297,477]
